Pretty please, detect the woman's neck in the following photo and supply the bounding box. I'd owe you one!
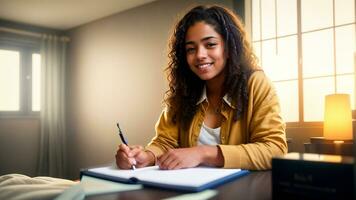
[206,79,225,108]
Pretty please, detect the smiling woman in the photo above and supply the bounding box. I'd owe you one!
[115,4,287,171]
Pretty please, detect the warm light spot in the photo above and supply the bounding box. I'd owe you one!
[252,0,355,123]
[0,49,20,111]
[32,53,41,111]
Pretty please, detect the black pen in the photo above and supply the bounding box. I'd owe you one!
[117,122,136,170]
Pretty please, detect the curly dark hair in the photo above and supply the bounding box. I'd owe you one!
[165,5,259,130]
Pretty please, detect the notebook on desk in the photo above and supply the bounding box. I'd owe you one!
[80,165,249,192]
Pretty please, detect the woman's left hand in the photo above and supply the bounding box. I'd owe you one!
[157,147,203,170]
[157,146,224,170]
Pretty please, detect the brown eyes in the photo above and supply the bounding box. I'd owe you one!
[186,47,195,54]
[185,43,217,54]
[206,43,217,48]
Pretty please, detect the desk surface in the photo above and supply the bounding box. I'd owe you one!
[86,171,271,200]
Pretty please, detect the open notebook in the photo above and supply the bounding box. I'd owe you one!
[80,165,249,192]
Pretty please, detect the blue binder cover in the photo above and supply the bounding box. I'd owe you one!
[80,165,249,192]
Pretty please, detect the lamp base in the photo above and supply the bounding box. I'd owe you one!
[304,137,353,156]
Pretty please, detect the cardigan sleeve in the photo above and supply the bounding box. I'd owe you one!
[219,71,288,170]
[145,107,180,158]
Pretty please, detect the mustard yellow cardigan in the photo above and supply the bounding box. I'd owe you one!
[146,71,287,170]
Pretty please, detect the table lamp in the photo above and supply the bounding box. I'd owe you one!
[324,93,353,141]
[304,93,354,155]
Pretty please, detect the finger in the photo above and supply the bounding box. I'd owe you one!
[128,157,137,166]
[135,151,152,168]
[162,157,176,170]
[158,154,176,170]
[157,149,172,165]
[115,149,128,160]
[167,159,180,170]
[119,144,131,155]
[130,145,144,151]
[129,148,144,157]
[115,151,133,169]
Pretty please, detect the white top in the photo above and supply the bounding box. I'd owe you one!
[197,122,221,145]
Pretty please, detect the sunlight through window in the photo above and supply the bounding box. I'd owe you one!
[32,53,41,111]
[251,0,355,123]
[0,49,20,111]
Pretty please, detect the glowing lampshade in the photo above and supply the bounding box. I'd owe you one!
[323,94,353,140]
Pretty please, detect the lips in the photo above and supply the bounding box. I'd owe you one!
[197,62,213,69]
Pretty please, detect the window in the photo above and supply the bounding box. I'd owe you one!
[0,46,41,115]
[250,0,355,124]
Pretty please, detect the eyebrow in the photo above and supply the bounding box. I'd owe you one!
[185,36,218,45]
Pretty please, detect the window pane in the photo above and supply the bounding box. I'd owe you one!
[277,0,297,36]
[32,53,41,111]
[335,0,355,25]
[275,80,299,122]
[261,0,275,39]
[304,77,335,122]
[302,29,334,78]
[301,0,333,32]
[253,41,261,65]
[0,49,20,111]
[262,36,298,81]
[336,25,355,74]
[252,0,261,41]
[337,75,355,109]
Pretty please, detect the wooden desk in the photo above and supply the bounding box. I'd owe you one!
[86,171,271,200]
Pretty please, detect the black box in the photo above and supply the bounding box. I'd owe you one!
[272,152,354,200]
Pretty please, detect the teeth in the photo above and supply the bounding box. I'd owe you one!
[198,63,211,69]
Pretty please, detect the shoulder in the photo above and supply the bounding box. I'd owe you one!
[248,70,273,89]
[248,70,277,101]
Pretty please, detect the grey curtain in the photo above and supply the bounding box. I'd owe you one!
[37,34,68,178]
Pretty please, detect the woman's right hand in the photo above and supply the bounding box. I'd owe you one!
[115,144,155,169]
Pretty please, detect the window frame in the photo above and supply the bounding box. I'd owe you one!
[246,0,356,128]
[0,42,40,117]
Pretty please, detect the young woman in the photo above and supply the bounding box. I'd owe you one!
[116,5,287,170]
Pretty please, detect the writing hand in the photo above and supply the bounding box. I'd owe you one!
[130,146,156,168]
[115,144,137,169]
[115,144,155,169]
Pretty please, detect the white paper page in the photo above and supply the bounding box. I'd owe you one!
[137,167,241,187]
[88,165,159,179]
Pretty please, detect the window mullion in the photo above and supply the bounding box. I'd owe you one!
[259,0,263,64]
[19,49,25,115]
[21,49,31,115]
[333,0,337,93]
[297,0,304,124]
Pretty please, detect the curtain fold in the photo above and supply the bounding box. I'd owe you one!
[37,34,68,178]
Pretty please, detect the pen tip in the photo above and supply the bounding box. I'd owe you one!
[116,123,120,129]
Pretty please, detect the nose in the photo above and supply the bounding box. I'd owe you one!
[196,46,207,60]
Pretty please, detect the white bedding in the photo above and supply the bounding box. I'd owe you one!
[0,174,77,200]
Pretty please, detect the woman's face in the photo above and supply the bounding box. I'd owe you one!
[185,21,227,81]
